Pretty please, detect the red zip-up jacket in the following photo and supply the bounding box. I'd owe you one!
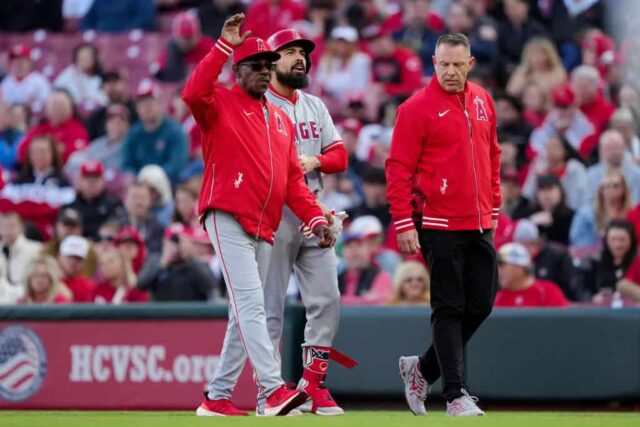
[182,37,327,244]
[386,77,501,232]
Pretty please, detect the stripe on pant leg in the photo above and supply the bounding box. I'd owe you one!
[211,211,266,395]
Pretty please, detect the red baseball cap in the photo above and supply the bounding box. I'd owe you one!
[173,12,200,38]
[9,44,32,60]
[114,227,143,245]
[164,222,187,240]
[80,159,104,177]
[135,79,160,99]
[341,118,362,134]
[552,85,575,107]
[233,37,280,65]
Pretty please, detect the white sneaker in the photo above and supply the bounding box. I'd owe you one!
[399,356,430,416]
[446,390,485,416]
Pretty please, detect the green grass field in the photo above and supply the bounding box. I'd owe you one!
[1,411,638,427]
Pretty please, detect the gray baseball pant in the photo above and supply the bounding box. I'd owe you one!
[204,210,284,400]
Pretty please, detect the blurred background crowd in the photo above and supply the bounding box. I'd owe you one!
[1,0,640,309]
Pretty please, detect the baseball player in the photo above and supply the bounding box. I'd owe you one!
[182,14,335,417]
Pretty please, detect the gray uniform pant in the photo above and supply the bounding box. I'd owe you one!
[265,207,341,363]
[204,210,283,400]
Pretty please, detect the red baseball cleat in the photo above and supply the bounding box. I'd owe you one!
[299,385,344,416]
[257,384,307,416]
[196,397,249,416]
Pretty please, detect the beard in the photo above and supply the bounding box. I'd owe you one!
[275,69,309,89]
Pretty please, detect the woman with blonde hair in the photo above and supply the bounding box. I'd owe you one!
[20,256,71,304]
[570,169,632,252]
[507,37,567,98]
[93,246,147,304]
[388,261,430,305]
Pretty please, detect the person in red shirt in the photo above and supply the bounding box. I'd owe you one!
[570,65,615,136]
[242,0,306,40]
[627,203,640,243]
[57,235,97,303]
[617,254,640,303]
[363,25,423,100]
[154,11,215,82]
[495,242,569,308]
[17,89,89,165]
[20,255,71,304]
[94,246,148,304]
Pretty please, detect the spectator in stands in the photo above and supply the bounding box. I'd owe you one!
[17,89,90,165]
[0,261,21,304]
[497,0,546,82]
[9,104,31,134]
[387,260,430,305]
[570,170,631,251]
[243,0,306,40]
[95,220,121,253]
[0,212,42,286]
[0,0,63,32]
[389,0,441,77]
[521,83,549,128]
[85,71,137,140]
[0,44,51,115]
[117,182,164,255]
[506,37,566,98]
[81,0,155,33]
[345,215,401,276]
[628,201,640,245]
[155,12,215,82]
[14,135,70,187]
[173,184,198,227]
[494,242,569,308]
[197,0,245,39]
[495,93,533,156]
[138,165,174,228]
[513,218,577,301]
[54,43,107,109]
[94,246,148,304]
[137,223,214,301]
[66,103,130,189]
[609,108,640,165]
[501,169,532,220]
[64,160,124,240]
[42,207,97,277]
[356,100,397,168]
[528,84,597,160]
[579,220,638,303]
[526,175,575,246]
[363,25,423,101]
[57,235,97,302]
[523,135,587,210]
[581,28,616,80]
[0,101,23,170]
[122,81,188,183]
[570,65,614,136]
[338,222,393,305]
[170,87,202,160]
[616,246,640,304]
[114,226,148,274]
[181,226,225,301]
[315,26,372,108]
[618,84,640,129]
[347,166,391,230]
[19,256,71,305]
[585,129,640,206]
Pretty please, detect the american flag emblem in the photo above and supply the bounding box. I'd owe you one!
[0,326,47,402]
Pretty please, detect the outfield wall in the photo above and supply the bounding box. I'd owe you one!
[1,304,639,409]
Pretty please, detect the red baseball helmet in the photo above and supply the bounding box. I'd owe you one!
[267,29,315,73]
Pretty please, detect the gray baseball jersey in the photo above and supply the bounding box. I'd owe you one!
[266,88,342,194]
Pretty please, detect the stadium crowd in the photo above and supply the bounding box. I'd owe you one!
[1,0,640,309]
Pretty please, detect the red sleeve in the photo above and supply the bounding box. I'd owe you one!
[542,281,569,307]
[488,95,502,219]
[317,143,348,174]
[624,256,640,284]
[383,51,423,97]
[385,103,422,233]
[285,130,328,232]
[182,37,235,131]
[579,133,599,161]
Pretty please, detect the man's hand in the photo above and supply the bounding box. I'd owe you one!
[221,13,251,47]
[313,224,336,248]
[317,200,334,225]
[397,229,420,256]
[298,155,321,174]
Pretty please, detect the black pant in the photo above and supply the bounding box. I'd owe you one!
[417,229,497,402]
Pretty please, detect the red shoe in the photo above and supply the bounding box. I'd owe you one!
[257,384,307,416]
[196,397,249,416]
[299,386,344,416]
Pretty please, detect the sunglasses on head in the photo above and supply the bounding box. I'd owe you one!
[239,61,276,72]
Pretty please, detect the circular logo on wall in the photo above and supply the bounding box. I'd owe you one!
[0,325,47,402]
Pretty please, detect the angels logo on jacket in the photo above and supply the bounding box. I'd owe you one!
[474,96,489,121]
[0,325,47,402]
[275,112,287,136]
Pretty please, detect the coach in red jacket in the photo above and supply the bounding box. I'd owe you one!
[182,14,334,417]
[386,33,501,417]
